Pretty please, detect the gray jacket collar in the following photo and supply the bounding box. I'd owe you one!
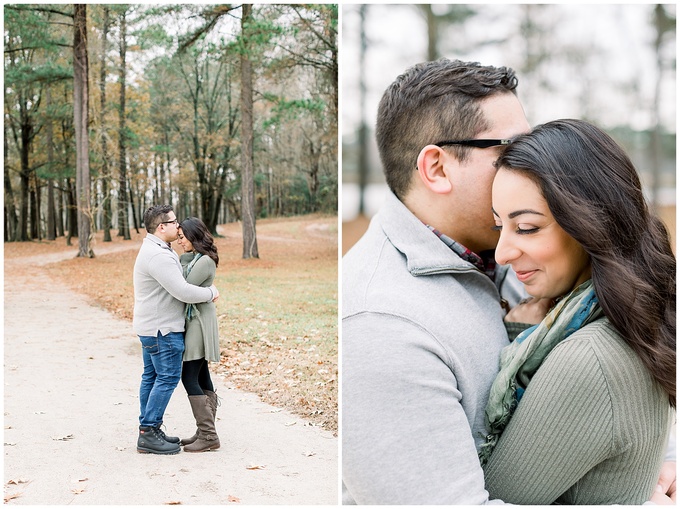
[146,233,173,251]
[377,191,479,276]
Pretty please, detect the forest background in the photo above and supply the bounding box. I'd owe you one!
[5,4,338,253]
[4,4,339,432]
[342,4,676,254]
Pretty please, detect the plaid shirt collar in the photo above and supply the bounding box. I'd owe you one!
[426,225,497,280]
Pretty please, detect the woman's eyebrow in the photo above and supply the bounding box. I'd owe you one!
[508,209,545,219]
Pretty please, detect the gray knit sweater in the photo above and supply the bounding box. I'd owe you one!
[133,234,214,337]
[342,192,524,504]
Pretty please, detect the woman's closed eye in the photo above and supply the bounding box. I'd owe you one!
[491,223,539,234]
[516,224,539,234]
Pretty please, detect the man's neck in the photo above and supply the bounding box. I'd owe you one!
[150,232,172,247]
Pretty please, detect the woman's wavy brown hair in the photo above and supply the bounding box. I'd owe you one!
[179,217,219,268]
[497,119,676,407]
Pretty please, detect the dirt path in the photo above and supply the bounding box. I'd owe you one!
[3,243,338,505]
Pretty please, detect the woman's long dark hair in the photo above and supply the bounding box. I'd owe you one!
[179,217,219,267]
[497,119,675,407]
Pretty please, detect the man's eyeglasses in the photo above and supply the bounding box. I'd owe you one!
[434,139,512,149]
[160,219,179,226]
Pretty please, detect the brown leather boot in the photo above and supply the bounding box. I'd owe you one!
[205,389,219,418]
[183,395,220,453]
[180,390,219,446]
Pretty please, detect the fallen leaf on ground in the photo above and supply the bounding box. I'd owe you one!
[6,479,30,485]
[303,451,316,457]
[165,501,182,505]
[4,442,17,446]
[227,495,241,503]
[285,421,296,427]
[71,488,85,494]
[246,464,266,470]
[4,493,21,503]
[52,434,75,441]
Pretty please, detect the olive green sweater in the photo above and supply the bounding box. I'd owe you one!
[180,253,220,362]
[484,318,672,504]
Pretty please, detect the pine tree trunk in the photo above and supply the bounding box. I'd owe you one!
[56,180,65,238]
[240,4,258,259]
[117,9,130,240]
[18,99,31,241]
[47,180,56,240]
[4,126,18,242]
[100,5,112,242]
[74,4,93,257]
[45,86,56,240]
[30,172,40,240]
[65,178,76,246]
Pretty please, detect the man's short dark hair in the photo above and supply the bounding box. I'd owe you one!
[143,204,174,233]
[376,59,519,200]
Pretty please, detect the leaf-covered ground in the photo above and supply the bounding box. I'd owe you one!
[6,214,339,434]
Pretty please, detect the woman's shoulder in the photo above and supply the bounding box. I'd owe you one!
[560,317,623,349]
[550,317,639,372]
[179,252,195,263]
[194,254,217,269]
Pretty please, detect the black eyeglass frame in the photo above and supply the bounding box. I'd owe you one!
[434,139,512,149]
[159,219,179,226]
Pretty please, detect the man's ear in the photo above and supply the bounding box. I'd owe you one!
[416,145,453,194]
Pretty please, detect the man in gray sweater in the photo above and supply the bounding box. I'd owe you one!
[342,59,676,504]
[342,59,532,503]
[133,205,219,455]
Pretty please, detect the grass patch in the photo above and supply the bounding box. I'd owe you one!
[27,214,338,434]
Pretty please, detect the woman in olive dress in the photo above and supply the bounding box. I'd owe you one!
[176,217,221,452]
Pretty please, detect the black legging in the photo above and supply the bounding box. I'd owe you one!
[181,358,214,396]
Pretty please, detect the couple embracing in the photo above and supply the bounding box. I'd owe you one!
[342,59,676,504]
[132,205,222,455]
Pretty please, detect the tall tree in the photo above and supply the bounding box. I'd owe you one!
[4,123,19,241]
[5,5,74,241]
[357,4,368,217]
[174,4,258,254]
[5,35,42,241]
[73,4,93,257]
[45,85,57,240]
[117,8,131,239]
[417,4,476,61]
[99,5,112,241]
[240,4,258,258]
[167,46,237,234]
[649,4,675,211]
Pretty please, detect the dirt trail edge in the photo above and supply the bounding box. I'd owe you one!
[3,245,338,505]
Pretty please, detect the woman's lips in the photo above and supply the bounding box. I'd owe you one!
[515,269,538,283]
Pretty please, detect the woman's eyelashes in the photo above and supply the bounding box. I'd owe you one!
[491,223,540,234]
[516,224,539,234]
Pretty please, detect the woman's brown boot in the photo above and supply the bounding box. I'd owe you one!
[184,395,220,452]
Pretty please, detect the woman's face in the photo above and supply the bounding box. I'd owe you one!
[492,168,592,300]
[176,228,194,253]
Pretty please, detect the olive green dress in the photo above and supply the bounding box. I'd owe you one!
[180,252,220,362]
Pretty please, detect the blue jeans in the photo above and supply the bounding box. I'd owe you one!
[138,331,184,428]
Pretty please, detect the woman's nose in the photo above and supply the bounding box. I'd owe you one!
[495,231,521,266]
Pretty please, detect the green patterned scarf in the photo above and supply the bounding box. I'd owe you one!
[478,279,603,465]
[184,252,203,322]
